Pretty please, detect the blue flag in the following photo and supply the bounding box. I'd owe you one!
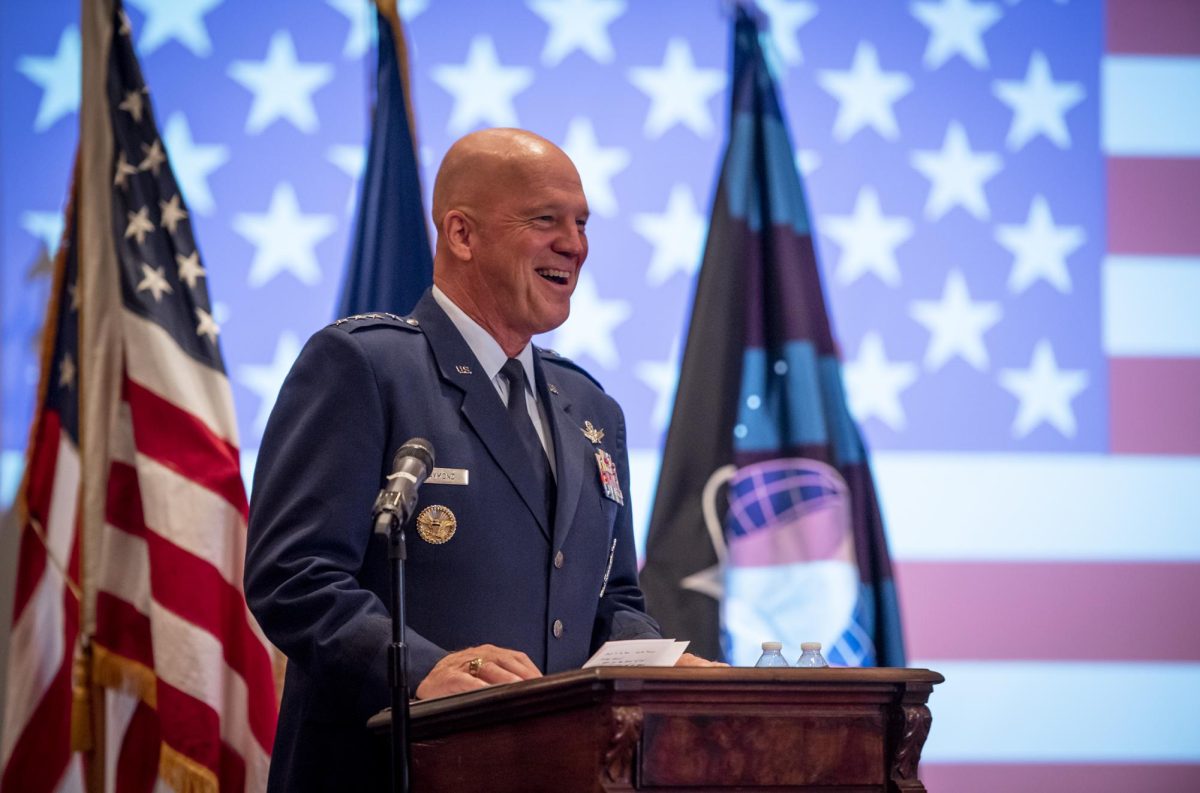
[336,4,432,317]
[641,5,906,667]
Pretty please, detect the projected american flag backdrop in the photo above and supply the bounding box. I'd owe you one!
[2,1,1197,789]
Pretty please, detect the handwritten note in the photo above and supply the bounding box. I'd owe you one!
[582,639,690,668]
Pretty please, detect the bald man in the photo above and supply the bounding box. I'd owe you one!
[245,129,668,791]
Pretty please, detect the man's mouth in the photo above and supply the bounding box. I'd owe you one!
[536,268,570,285]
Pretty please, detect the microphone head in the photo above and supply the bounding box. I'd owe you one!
[394,437,434,472]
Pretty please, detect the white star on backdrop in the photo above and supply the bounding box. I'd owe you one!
[326,0,374,58]
[126,0,223,57]
[628,38,725,139]
[993,50,1085,150]
[843,332,918,431]
[136,263,174,302]
[821,186,913,287]
[796,149,821,177]
[998,339,1088,437]
[232,183,336,287]
[636,335,681,432]
[327,143,367,213]
[238,331,303,432]
[911,121,1002,220]
[176,251,206,289]
[17,26,81,131]
[20,211,65,257]
[995,194,1085,294]
[431,36,534,134]
[632,183,707,286]
[910,269,1002,371]
[757,0,818,65]
[125,207,156,245]
[228,31,334,134]
[399,0,430,21]
[195,307,220,344]
[162,112,228,216]
[528,0,626,66]
[911,0,1002,70]
[546,273,631,369]
[561,117,630,218]
[817,41,912,141]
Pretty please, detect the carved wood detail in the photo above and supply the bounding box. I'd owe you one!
[891,703,932,785]
[604,705,643,785]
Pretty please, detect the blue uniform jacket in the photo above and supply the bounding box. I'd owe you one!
[244,291,660,791]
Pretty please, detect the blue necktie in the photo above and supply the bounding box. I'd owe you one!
[500,358,556,527]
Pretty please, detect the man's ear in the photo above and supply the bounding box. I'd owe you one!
[443,210,473,261]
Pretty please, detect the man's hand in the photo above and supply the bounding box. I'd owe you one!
[674,652,729,668]
[415,644,542,700]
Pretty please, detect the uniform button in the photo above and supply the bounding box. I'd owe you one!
[552,619,563,638]
[554,550,564,569]
[405,318,419,326]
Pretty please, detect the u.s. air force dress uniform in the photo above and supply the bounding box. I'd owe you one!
[244,288,661,791]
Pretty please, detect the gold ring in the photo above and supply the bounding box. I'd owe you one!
[468,657,485,677]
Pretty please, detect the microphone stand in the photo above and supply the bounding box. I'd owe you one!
[381,509,411,793]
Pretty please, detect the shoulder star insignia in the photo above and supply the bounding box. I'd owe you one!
[581,420,605,444]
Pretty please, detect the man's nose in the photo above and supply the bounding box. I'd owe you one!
[555,224,585,258]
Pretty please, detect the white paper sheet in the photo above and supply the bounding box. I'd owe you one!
[582,639,690,668]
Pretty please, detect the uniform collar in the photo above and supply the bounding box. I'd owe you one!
[431,285,536,393]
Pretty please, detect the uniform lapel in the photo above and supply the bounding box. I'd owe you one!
[534,352,588,549]
[412,294,552,539]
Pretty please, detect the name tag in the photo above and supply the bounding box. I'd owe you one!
[427,467,469,486]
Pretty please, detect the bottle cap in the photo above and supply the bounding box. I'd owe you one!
[760,641,783,651]
[800,642,822,651]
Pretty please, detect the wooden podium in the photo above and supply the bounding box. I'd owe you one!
[368,667,943,791]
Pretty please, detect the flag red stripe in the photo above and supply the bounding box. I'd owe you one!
[11,411,63,619]
[898,561,1200,661]
[115,700,161,793]
[126,378,248,517]
[95,590,155,669]
[103,460,277,751]
[1106,0,1200,55]
[923,763,1200,792]
[1109,357,1200,455]
[218,740,248,793]
[1107,158,1200,255]
[156,679,255,785]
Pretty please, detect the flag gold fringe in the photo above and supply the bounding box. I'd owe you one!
[160,743,218,793]
[91,643,158,708]
[70,640,94,752]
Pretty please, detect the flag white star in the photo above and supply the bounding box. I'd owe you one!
[126,0,223,57]
[125,207,155,245]
[114,151,139,190]
[999,339,1088,437]
[910,270,1002,371]
[995,194,1085,294]
[195,307,221,344]
[229,31,334,134]
[628,38,725,139]
[911,121,1002,220]
[20,211,65,257]
[635,336,681,431]
[528,0,626,66]
[843,332,919,430]
[545,273,630,370]
[431,36,534,134]
[138,139,166,175]
[993,50,1085,150]
[176,250,206,288]
[232,183,336,287]
[561,117,630,218]
[758,0,818,65]
[911,0,1002,70]
[159,194,188,234]
[162,112,228,215]
[821,186,913,287]
[17,26,81,131]
[632,184,706,286]
[326,0,375,58]
[327,143,367,213]
[136,263,174,302]
[817,41,913,141]
[239,331,304,432]
[58,353,76,390]
[399,0,430,21]
[118,90,145,123]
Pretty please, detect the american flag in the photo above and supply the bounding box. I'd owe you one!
[3,0,1198,790]
[2,1,278,790]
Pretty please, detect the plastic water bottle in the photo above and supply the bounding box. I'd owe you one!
[754,641,790,667]
[795,642,828,668]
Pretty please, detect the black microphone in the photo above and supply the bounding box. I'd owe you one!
[372,438,435,535]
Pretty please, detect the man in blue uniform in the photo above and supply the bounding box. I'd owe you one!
[244,128,713,791]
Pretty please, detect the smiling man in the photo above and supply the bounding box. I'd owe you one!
[244,129,690,791]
